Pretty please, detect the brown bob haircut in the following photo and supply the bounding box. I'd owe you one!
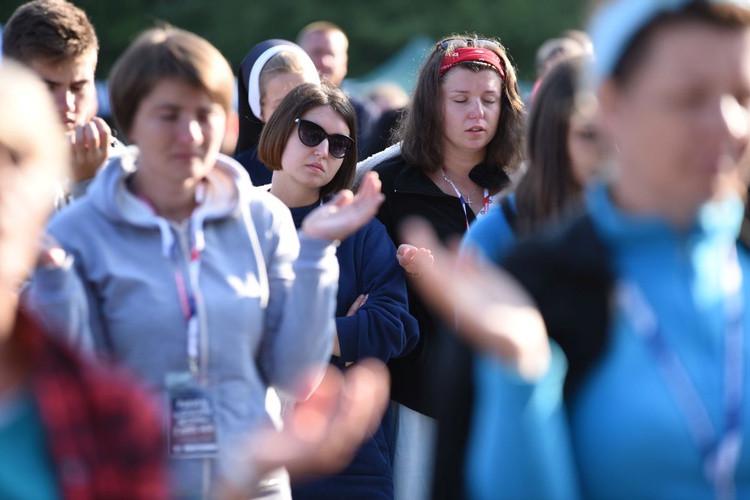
[2,0,99,63]
[612,1,750,87]
[258,82,358,197]
[515,56,589,234]
[395,35,526,176]
[108,27,234,139]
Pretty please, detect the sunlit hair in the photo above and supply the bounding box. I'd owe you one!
[515,56,590,233]
[258,82,357,197]
[108,26,234,138]
[395,34,525,176]
[260,51,317,109]
[2,0,98,63]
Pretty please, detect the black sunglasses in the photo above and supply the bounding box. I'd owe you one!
[294,118,354,159]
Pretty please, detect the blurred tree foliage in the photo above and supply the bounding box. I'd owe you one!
[1,0,589,82]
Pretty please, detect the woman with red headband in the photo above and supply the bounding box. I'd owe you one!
[407,1,750,498]
[365,35,525,500]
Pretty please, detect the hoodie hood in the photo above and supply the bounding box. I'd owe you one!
[354,143,402,189]
[235,39,319,154]
[88,146,255,256]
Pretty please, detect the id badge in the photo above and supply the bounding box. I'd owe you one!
[166,372,219,459]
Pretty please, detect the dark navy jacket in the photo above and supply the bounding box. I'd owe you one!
[233,146,272,187]
[289,200,419,499]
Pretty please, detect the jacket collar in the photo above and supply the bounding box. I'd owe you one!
[391,162,449,197]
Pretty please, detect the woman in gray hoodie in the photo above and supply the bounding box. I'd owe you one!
[29,27,384,499]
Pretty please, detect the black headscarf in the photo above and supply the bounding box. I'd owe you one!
[235,39,318,154]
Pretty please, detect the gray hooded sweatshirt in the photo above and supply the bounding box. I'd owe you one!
[29,148,339,497]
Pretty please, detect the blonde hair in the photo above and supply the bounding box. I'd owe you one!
[259,50,318,104]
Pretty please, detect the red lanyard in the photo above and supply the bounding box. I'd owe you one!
[134,184,205,378]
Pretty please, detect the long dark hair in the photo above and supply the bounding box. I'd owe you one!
[395,35,526,179]
[514,56,588,233]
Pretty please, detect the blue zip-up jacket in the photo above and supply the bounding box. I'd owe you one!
[287,200,419,500]
[465,184,750,499]
[461,194,517,263]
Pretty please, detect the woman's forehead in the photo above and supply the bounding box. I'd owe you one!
[441,67,503,91]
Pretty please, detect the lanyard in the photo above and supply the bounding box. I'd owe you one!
[618,246,744,500]
[135,183,206,379]
[441,173,490,230]
[172,235,203,378]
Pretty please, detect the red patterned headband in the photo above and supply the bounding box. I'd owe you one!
[439,47,505,81]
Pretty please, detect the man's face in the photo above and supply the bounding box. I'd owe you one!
[300,30,348,87]
[27,48,99,130]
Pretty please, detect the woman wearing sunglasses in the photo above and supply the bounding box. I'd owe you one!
[406,1,750,498]
[361,34,526,500]
[28,27,384,499]
[234,39,320,185]
[259,81,419,500]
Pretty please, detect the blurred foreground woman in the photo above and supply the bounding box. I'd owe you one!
[0,61,168,499]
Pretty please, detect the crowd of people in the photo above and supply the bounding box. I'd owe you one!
[3,0,750,499]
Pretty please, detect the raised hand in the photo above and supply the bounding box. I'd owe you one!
[218,360,389,499]
[37,234,67,269]
[400,219,551,381]
[302,172,384,242]
[68,117,111,182]
[396,244,434,278]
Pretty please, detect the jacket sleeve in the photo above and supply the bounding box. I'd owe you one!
[465,342,580,500]
[26,249,104,355]
[254,198,339,400]
[335,221,419,363]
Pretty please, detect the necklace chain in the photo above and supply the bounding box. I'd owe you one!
[440,169,480,205]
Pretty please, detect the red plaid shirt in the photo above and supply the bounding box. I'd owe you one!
[15,310,169,500]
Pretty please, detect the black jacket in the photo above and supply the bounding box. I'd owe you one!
[373,154,480,418]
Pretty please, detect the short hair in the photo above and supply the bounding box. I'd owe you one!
[108,27,234,139]
[2,0,99,63]
[535,37,584,77]
[611,1,750,87]
[515,56,589,233]
[258,82,357,197]
[260,51,316,106]
[396,35,526,177]
[297,21,348,48]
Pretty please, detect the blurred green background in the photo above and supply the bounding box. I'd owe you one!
[1,0,591,91]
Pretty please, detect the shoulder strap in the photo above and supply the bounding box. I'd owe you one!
[502,211,615,401]
[500,196,518,235]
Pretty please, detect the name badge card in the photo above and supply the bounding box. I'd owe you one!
[166,372,219,459]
